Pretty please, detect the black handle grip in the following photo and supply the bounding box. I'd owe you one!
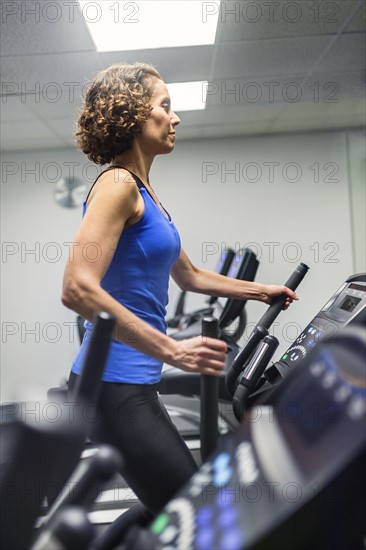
[72,312,116,405]
[239,335,279,389]
[226,263,309,397]
[202,317,220,338]
[258,263,309,329]
[200,317,220,462]
[233,335,278,421]
[226,325,269,396]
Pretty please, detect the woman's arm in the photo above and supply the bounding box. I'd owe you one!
[62,170,226,375]
[171,249,298,308]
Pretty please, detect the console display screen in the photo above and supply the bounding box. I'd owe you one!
[339,295,361,313]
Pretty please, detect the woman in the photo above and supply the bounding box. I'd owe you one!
[62,62,297,513]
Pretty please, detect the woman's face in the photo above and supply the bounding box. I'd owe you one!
[137,78,181,155]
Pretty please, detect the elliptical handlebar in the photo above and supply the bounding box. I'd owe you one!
[71,311,116,406]
[200,317,220,462]
[37,445,123,536]
[257,263,309,329]
[232,335,279,421]
[225,263,309,397]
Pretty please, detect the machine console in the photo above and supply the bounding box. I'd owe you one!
[273,274,366,377]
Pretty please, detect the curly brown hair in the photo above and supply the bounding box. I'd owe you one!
[76,63,162,165]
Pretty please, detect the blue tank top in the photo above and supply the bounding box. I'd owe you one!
[71,167,181,384]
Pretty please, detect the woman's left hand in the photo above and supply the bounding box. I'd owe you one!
[261,285,298,309]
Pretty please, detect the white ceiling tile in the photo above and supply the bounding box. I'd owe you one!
[345,0,366,32]
[18,93,84,121]
[212,33,365,81]
[0,96,39,122]
[315,33,366,74]
[204,71,365,110]
[99,46,214,82]
[218,0,363,41]
[1,0,95,55]
[0,52,104,86]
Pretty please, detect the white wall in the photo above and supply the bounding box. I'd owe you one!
[346,129,366,274]
[1,130,360,403]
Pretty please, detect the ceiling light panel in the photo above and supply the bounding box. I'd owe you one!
[78,1,221,51]
[167,81,208,111]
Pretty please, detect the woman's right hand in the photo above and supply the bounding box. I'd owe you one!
[170,336,227,376]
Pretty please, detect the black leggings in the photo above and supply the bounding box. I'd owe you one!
[68,372,198,514]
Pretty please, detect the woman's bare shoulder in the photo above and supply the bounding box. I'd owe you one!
[87,167,140,207]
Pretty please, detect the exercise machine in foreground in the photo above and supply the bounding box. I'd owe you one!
[43,272,366,550]
[0,313,120,550]
[123,303,366,548]
[6,272,365,549]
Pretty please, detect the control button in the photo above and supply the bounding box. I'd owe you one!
[200,462,213,474]
[236,441,259,485]
[308,327,317,335]
[296,333,307,344]
[151,513,169,535]
[218,507,238,528]
[322,371,337,389]
[286,345,306,362]
[188,471,212,498]
[189,484,207,498]
[213,452,231,471]
[193,471,212,485]
[214,467,233,485]
[220,528,245,550]
[166,498,195,550]
[310,361,326,377]
[195,528,215,550]
[196,506,213,527]
[307,339,315,347]
[334,384,352,403]
[348,396,366,420]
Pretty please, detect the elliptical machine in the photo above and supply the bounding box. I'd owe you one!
[167,247,236,331]
[0,313,121,550]
[8,271,365,549]
[116,273,366,550]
